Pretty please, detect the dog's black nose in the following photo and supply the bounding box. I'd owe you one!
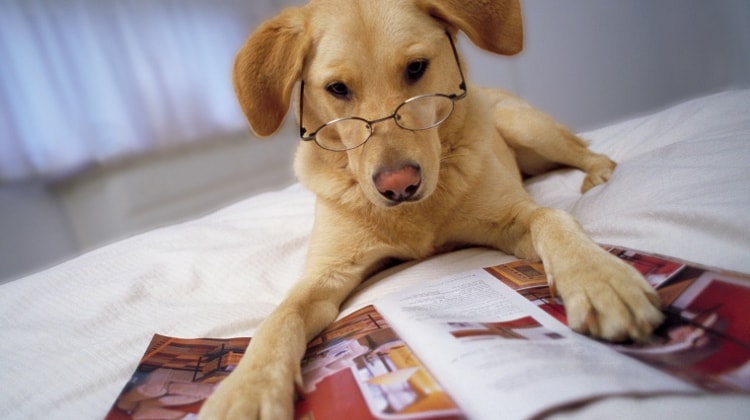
[373,164,421,202]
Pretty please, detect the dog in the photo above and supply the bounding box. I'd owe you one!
[199,0,663,418]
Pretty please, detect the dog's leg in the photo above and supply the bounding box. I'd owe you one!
[199,214,391,419]
[199,271,376,419]
[483,88,616,193]
[197,277,348,419]
[495,199,663,341]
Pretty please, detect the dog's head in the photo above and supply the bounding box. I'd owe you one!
[234,0,523,208]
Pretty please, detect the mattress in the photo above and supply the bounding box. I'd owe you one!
[1,89,749,419]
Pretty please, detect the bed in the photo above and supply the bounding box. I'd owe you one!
[2,89,749,419]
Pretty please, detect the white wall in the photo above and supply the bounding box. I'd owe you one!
[462,0,750,131]
[0,182,78,281]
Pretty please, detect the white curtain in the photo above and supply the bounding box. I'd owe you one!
[0,0,295,182]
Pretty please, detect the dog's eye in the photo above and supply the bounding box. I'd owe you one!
[326,82,349,98]
[405,60,429,83]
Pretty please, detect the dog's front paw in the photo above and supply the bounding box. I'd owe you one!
[581,155,616,193]
[199,358,299,420]
[556,252,664,342]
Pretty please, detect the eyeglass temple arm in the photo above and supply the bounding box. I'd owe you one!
[299,81,309,138]
[446,31,468,94]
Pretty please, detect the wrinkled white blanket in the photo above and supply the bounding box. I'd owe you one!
[2,90,749,419]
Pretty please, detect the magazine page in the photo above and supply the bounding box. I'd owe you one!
[105,307,464,420]
[607,247,750,392]
[105,335,249,419]
[374,269,697,420]
[486,246,750,393]
[296,305,462,419]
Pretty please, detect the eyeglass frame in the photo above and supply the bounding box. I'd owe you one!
[299,30,468,152]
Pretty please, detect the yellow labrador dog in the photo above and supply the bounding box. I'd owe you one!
[201,0,663,418]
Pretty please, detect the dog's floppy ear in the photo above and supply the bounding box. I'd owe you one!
[416,0,523,55]
[233,7,309,137]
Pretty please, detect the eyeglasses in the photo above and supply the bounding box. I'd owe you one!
[299,31,467,152]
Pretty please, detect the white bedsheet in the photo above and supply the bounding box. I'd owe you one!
[2,89,749,419]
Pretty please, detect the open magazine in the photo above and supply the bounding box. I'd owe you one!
[105,246,750,420]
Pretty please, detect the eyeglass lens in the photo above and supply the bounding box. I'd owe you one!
[314,118,372,151]
[395,95,454,130]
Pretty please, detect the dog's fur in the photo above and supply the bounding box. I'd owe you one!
[199,1,663,418]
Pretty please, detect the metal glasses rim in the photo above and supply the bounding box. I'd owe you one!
[310,91,458,132]
[306,94,460,151]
